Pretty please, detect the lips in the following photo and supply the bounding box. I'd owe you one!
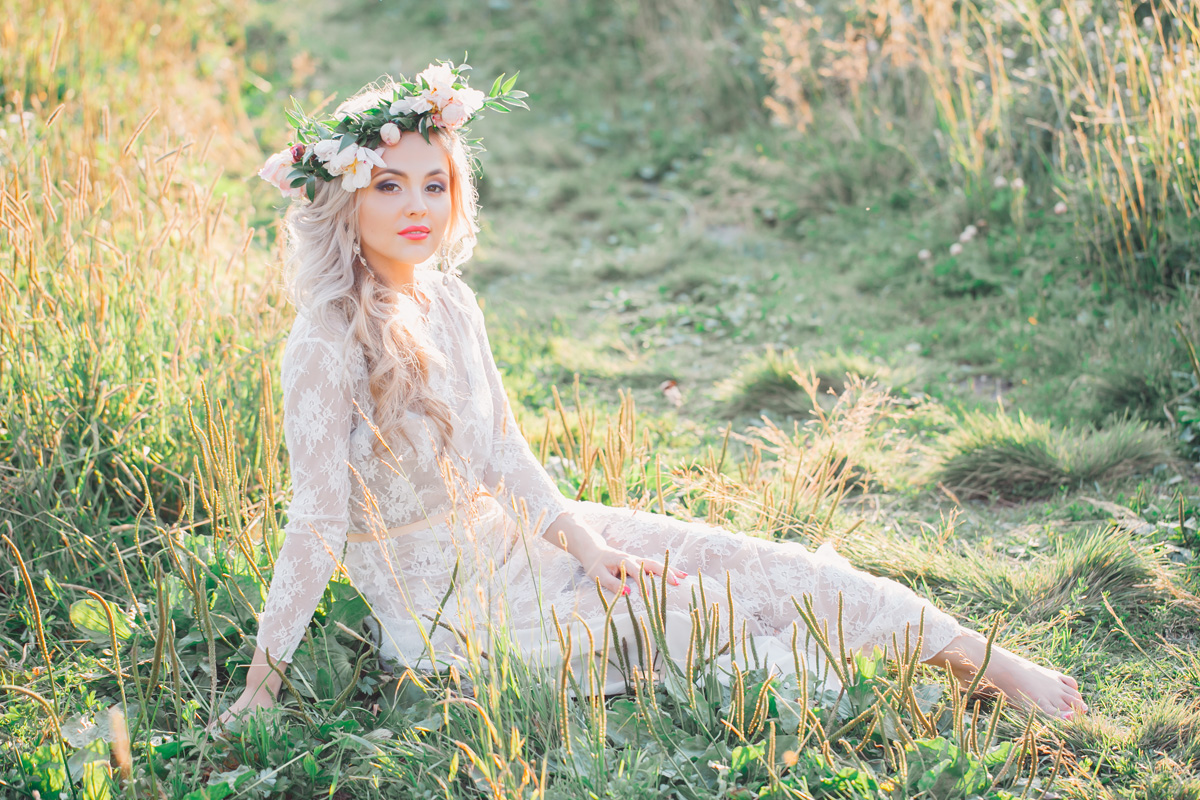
[398,225,431,241]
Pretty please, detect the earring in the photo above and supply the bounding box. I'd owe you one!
[353,238,368,268]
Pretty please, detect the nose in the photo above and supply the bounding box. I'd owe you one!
[402,189,428,217]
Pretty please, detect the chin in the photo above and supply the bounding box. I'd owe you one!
[393,246,437,262]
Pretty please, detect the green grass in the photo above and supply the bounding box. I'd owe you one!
[2,0,1200,797]
[934,411,1177,500]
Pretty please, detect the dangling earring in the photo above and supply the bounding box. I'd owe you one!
[352,238,368,268]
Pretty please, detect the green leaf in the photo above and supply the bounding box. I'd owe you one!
[337,134,356,152]
[306,177,316,202]
[605,699,642,746]
[501,71,519,93]
[80,758,112,800]
[489,73,504,99]
[983,741,1014,768]
[731,743,765,774]
[289,173,308,188]
[289,628,357,701]
[324,582,371,630]
[20,744,67,795]
[180,783,231,800]
[71,598,134,643]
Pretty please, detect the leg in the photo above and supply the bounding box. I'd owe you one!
[575,500,1089,718]
[574,501,964,665]
[926,628,1087,720]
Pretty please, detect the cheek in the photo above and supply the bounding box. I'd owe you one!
[432,193,454,227]
[358,199,389,239]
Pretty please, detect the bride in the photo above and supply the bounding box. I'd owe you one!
[218,62,1087,726]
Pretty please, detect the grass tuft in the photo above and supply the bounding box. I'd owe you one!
[933,409,1067,499]
[934,410,1175,500]
[715,346,893,420]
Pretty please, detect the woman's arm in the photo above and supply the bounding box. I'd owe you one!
[454,279,685,592]
[218,321,354,723]
[451,279,574,536]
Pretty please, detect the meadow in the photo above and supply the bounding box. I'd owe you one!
[1,0,1199,797]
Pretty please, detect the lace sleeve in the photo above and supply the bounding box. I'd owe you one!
[255,320,354,664]
[454,279,571,539]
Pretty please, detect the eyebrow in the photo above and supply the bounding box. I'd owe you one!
[373,168,448,180]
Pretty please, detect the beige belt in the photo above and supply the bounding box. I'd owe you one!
[345,492,494,543]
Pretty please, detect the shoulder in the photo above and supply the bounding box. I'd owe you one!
[282,310,362,386]
[430,270,485,322]
[285,311,346,357]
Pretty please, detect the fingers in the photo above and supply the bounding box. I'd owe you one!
[634,559,691,586]
[613,558,690,588]
[594,572,630,596]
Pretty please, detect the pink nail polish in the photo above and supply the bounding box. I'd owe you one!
[622,586,631,596]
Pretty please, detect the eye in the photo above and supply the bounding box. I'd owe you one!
[377,181,399,192]
[426,182,446,194]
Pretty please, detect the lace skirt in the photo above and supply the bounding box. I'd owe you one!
[345,496,966,695]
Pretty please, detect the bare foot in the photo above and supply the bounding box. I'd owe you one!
[927,630,1088,720]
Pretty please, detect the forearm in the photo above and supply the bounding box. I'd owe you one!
[541,511,608,565]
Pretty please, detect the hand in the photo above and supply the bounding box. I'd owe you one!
[211,684,276,732]
[577,545,688,596]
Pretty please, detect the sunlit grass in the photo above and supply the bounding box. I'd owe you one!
[2,0,1199,797]
[933,409,1176,499]
[761,0,1200,293]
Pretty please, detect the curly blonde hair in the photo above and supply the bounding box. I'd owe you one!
[281,78,480,455]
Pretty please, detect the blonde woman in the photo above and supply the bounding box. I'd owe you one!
[218,63,1087,726]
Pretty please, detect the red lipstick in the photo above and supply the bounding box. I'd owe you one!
[399,225,430,241]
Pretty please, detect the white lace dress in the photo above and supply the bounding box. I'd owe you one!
[255,268,965,693]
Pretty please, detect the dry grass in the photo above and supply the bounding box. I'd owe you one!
[0,0,290,550]
[760,0,1200,291]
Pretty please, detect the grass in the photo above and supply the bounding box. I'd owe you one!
[1,0,1200,797]
[934,410,1178,499]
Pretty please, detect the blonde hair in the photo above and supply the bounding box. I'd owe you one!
[282,78,480,455]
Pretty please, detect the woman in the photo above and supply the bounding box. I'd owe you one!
[220,63,1087,725]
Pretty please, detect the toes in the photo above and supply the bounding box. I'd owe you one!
[1059,673,1079,689]
[1057,692,1088,718]
[1062,687,1088,712]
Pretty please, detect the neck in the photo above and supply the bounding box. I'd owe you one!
[370,259,417,296]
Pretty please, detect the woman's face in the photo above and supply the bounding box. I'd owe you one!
[357,132,453,283]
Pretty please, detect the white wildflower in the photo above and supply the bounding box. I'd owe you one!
[390,95,433,115]
[417,63,457,94]
[312,138,344,166]
[457,86,487,116]
[336,146,387,191]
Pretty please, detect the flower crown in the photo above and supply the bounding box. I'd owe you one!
[258,60,527,201]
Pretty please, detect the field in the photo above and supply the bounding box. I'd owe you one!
[2,0,1200,797]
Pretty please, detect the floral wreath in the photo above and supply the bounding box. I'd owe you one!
[258,60,527,201]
